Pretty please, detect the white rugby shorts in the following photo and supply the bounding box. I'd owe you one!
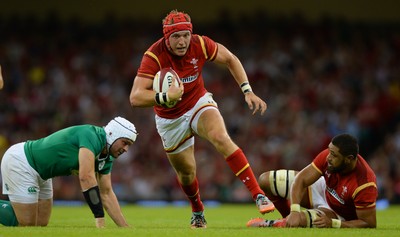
[309,176,344,220]
[1,142,53,203]
[309,176,330,209]
[155,92,218,154]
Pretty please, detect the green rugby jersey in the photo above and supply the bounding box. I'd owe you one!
[24,125,114,180]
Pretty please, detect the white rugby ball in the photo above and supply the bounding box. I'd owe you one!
[153,68,180,108]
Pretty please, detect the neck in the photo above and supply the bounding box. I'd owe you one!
[101,146,108,157]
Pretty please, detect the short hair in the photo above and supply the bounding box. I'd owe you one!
[331,134,359,158]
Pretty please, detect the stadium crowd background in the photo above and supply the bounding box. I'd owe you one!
[1,1,400,205]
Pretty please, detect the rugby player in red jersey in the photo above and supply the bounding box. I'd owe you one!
[247,133,378,228]
[129,9,274,228]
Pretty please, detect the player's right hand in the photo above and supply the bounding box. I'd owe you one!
[168,77,184,101]
[95,217,105,228]
[285,211,302,227]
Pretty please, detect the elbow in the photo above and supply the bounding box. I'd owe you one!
[130,91,151,108]
[79,174,95,188]
[129,94,137,107]
[129,91,141,107]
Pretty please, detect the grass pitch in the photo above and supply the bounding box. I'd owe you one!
[1,203,399,237]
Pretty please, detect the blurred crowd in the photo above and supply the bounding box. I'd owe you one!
[1,11,400,204]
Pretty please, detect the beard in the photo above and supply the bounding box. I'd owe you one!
[327,160,347,173]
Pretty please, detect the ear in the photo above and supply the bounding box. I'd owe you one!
[345,155,355,163]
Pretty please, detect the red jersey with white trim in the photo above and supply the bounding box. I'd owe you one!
[311,149,377,220]
[136,34,218,119]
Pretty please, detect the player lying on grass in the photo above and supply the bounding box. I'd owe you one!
[247,133,378,228]
[1,117,137,227]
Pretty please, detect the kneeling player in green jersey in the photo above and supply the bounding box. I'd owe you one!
[1,116,137,228]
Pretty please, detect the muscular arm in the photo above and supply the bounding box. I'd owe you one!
[286,164,322,227]
[340,208,376,228]
[79,148,107,228]
[129,76,156,107]
[213,43,249,87]
[314,206,377,228]
[97,173,129,227]
[214,43,267,115]
[290,164,321,204]
[78,148,98,190]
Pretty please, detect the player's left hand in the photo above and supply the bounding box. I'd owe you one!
[95,217,105,228]
[244,92,267,115]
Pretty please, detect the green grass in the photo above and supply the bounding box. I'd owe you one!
[1,204,399,237]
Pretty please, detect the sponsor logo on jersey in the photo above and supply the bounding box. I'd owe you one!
[98,161,105,171]
[326,187,345,204]
[181,73,198,83]
[2,203,9,208]
[27,186,38,194]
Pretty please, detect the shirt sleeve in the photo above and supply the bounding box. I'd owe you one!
[311,149,329,174]
[200,35,218,61]
[353,181,378,209]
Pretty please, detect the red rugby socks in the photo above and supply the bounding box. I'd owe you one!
[179,177,204,212]
[226,148,264,200]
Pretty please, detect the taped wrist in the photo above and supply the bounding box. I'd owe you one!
[290,204,301,212]
[331,219,341,228]
[240,82,253,94]
[83,186,104,218]
[154,92,170,105]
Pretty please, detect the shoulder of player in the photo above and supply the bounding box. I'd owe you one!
[147,38,166,54]
[66,124,103,137]
[190,34,216,46]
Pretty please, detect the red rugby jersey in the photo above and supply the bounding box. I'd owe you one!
[311,149,378,220]
[136,34,218,119]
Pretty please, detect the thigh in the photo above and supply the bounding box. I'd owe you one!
[195,108,237,156]
[1,143,40,204]
[155,113,194,154]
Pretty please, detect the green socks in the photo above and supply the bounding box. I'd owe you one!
[0,199,18,226]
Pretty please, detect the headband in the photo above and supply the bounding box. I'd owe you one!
[163,11,193,40]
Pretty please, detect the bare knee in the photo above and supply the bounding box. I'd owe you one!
[16,218,37,226]
[258,172,271,193]
[177,170,196,185]
[208,132,233,154]
[36,217,50,226]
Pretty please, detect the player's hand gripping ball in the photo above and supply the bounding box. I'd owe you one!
[153,68,180,108]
